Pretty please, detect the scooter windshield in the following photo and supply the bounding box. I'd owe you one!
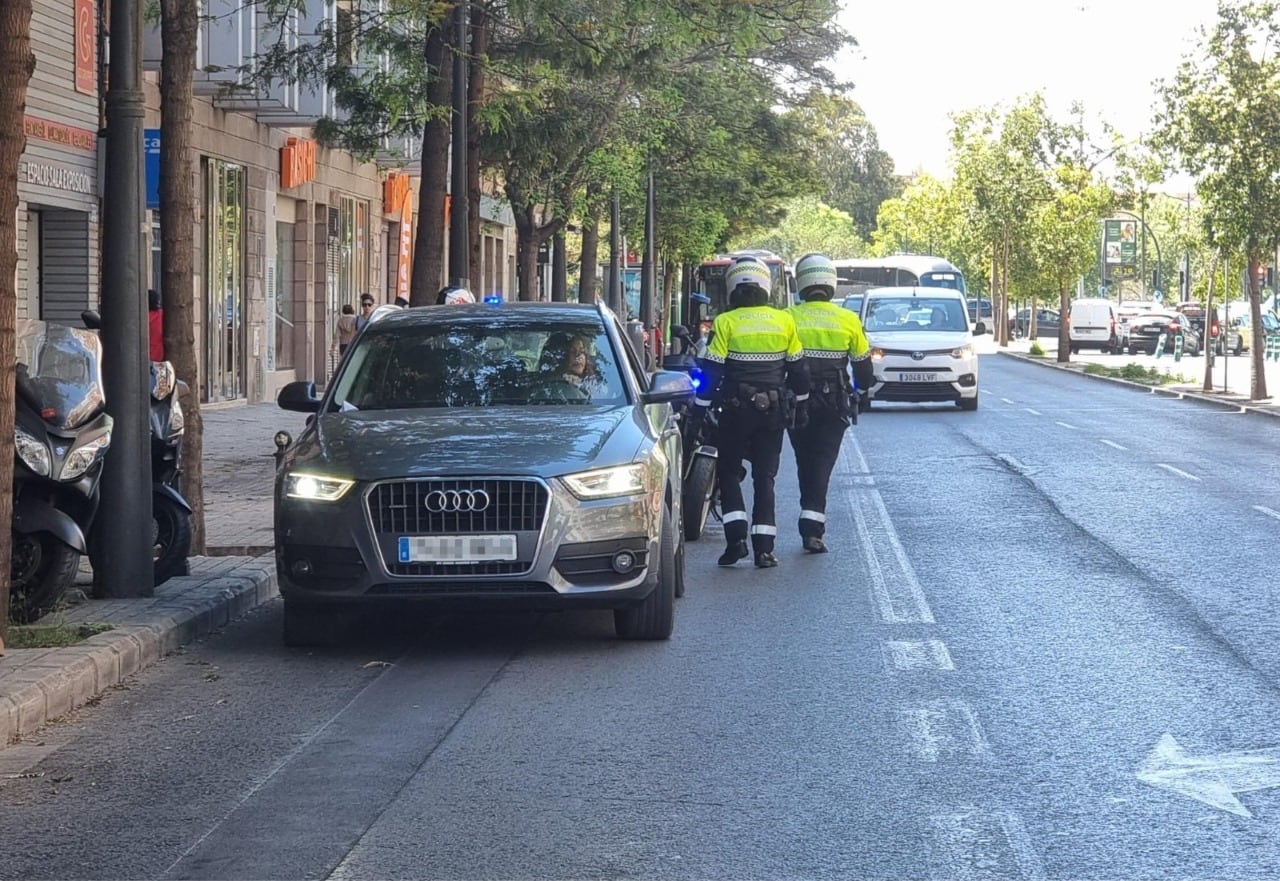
[14,319,106,430]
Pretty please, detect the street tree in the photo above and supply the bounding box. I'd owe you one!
[1154,0,1280,400]
[159,0,207,550]
[744,196,864,261]
[0,0,36,635]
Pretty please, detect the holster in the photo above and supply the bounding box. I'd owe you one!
[811,373,855,426]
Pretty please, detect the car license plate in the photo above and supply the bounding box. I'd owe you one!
[899,372,939,383]
[398,534,518,563]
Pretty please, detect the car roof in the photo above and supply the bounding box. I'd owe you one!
[864,285,965,298]
[368,301,611,329]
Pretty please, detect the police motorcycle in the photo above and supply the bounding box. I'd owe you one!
[81,310,192,586]
[10,319,113,623]
[665,324,719,541]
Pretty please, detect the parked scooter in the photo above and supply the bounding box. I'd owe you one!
[81,310,192,586]
[664,325,719,541]
[10,319,113,623]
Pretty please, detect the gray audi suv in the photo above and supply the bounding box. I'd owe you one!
[273,302,692,645]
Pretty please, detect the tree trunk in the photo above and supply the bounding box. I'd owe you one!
[410,17,450,305]
[550,229,567,301]
[160,0,205,552]
[465,2,489,290]
[0,0,35,636]
[578,203,600,305]
[1248,254,1268,400]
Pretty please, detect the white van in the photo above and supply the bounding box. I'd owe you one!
[860,286,980,410]
[1068,298,1120,354]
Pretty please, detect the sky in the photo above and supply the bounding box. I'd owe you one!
[832,0,1223,180]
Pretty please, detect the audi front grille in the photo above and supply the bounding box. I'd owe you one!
[369,478,549,535]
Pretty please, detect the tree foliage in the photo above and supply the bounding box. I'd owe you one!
[1154,0,1280,399]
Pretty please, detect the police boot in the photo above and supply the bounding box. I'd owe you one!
[799,512,827,554]
[751,532,778,569]
[718,540,749,567]
[802,537,828,554]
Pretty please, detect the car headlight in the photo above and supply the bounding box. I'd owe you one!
[14,427,50,477]
[561,463,649,500]
[285,473,355,501]
[951,344,975,359]
[61,432,111,481]
[870,348,886,361]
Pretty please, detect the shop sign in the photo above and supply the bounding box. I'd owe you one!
[396,199,413,302]
[23,116,96,151]
[280,137,317,189]
[383,171,411,215]
[75,0,96,94]
[24,161,94,195]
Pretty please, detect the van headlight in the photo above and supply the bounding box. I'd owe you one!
[561,463,649,500]
[61,432,112,481]
[285,473,355,501]
[14,427,50,477]
[951,344,975,359]
[869,348,886,362]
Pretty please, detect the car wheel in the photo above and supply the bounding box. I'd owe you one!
[957,392,979,412]
[1070,345,1079,354]
[682,454,717,542]
[673,521,687,600]
[614,510,676,640]
[1234,338,1244,356]
[283,600,345,647]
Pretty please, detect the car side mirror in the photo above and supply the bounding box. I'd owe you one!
[642,370,695,405]
[278,380,322,413]
[974,320,987,335]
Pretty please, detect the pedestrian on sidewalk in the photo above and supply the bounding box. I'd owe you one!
[333,304,358,360]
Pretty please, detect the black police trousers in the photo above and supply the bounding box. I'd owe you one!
[787,405,848,539]
[716,403,784,553]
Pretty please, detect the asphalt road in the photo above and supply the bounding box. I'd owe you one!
[3,352,1280,881]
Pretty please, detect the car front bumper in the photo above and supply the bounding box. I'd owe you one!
[275,475,662,609]
[870,355,978,403]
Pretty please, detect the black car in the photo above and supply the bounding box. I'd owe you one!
[1011,307,1061,339]
[273,302,694,645]
[1125,311,1200,356]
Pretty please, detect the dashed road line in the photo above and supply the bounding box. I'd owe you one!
[1054,421,1077,430]
[1157,463,1201,481]
[1254,505,1280,521]
[1024,407,1042,416]
[927,810,1047,881]
[896,699,990,762]
[884,639,955,672]
[1100,439,1126,450]
[1000,397,1016,405]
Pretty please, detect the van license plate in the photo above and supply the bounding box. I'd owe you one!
[399,535,518,563]
[900,372,939,383]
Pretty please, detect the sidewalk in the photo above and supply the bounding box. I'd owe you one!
[988,334,1280,418]
[1,403,305,751]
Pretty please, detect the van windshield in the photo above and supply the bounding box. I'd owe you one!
[864,297,968,332]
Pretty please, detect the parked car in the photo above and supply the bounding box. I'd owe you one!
[1125,310,1200,356]
[1012,307,1061,340]
[272,302,693,645]
[1068,298,1121,353]
[967,297,995,334]
[841,293,864,318]
[1116,299,1163,351]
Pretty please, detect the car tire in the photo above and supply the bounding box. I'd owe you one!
[283,600,344,647]
[682,454,717,542]
[1234,338,1244,356]
[958,392,979,412]
[614,510,676,640]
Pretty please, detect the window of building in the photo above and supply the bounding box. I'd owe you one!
[274,222,295,370]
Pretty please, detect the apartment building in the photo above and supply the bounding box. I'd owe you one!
[16,0,517,405]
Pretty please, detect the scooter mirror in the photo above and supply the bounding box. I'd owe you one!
[82,310,103,329]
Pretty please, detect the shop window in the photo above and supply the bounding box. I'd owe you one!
[274,222,295,370]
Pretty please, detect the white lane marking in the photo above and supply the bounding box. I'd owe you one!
[1157,463,1201,481]
[1024,408,1042,416]
[1254,505,1280,521]
[1055,421,1077,430]
[1000,397,1016,405]
[842,437,935,625]
[1100,439,1126,450]
[883,639,955,672]
[896,699,990,762]
[928,810,1047,881]
[1137,733,1280,819]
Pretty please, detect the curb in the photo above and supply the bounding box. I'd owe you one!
[996,349,1280,419]
[0,554,277,750]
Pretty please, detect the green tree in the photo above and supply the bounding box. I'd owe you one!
[1154,0,1280,400]
[737,196,863,261]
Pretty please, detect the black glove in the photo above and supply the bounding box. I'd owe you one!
[794,400,810,430]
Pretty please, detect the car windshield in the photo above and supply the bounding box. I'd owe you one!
[330,319,627,409]
[864,297,967,332]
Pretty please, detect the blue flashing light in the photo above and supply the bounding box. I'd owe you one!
[483,294,503,305]
[689,368,705,390]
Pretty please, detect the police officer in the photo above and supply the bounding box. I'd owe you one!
[694,256,810,568]
[787,253,874,553]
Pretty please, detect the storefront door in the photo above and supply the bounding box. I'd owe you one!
[205,159,247,401]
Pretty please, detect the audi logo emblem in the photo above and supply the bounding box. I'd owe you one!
[424,489,491,513]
